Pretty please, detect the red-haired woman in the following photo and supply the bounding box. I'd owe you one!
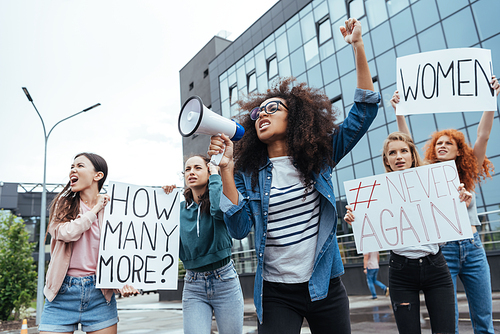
[391,75,499,334]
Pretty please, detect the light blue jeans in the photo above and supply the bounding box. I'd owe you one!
[366,268,387,298]
[182,260,244,334]
[441,232,494,334]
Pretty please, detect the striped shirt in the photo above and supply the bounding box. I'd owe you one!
[263,156,320,283]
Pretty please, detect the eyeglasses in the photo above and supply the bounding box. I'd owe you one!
[250,100,289,120]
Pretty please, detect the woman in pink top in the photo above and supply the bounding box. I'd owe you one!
[39,152,137,334]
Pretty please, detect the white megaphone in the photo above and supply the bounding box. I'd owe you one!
[178,96,245,165]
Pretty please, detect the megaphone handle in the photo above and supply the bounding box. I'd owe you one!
[210,150,224,166]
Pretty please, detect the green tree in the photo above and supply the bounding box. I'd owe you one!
[0,210,37,320]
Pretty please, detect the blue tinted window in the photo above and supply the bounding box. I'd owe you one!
[442,8,479,48]
[276,32,289,61]
[220,78,229,101]
[381,84,397,122]
[337,46,355,77]
[468,121,500,158]
[268,57,278,80]
[301,12,316,43]
[307,64,324,89]
[434,112,465,131]
[296,72,307,84]
[349,0,365,19]
[395,37,419,57]
[418,24,446,52]
[304,38,320,69]
[350,133,371,162]
[314,1,329,19]
[290,47,306,77]
[368,126,389,157]
[375,49,396,89]
[482,35,500,80]
[245,56,255,73]
[335,149,352,170]
[479,175,500,206]
[318,18,332,45]
[255,50,266,76]
[390,8,415,45]
[437,0,468,18]
[237,65,246,88]
[340,70,357,104]
[370,105,387,129]
[278,57,292,79]
[328,0,347,22]
[332,98,344,123]
[300,3,313,18]
[287,23,303,53]
[257,73,268,92]
[332,16,349,52]
[363,33,374,61]
[408,114,437,143]
[354,160,374,179]
[371,22,394,56]
[286,14,299,29]
[265,41,276,59]
[221,99,230,118]
[387,0,409,17]
[372,156,386,175]
[320,39,335,60]
[365,0,388,28]
[411,0,439,33]
[248,72,257,92]
[336,167,355,196]
[325,79,341,100]
[472,0,500,41]
[322,54,339,85]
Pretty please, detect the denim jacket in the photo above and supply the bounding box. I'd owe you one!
[220,88,380,323]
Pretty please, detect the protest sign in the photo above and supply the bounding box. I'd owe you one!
[396,48,496,115]
[96,181,181,290]
[343,161,473,254]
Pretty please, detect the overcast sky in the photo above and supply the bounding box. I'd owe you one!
[0,0,277,189]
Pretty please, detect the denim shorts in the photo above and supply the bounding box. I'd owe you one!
[39,275,118,332]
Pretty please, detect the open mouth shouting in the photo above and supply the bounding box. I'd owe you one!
[258,119,270,130]
[70,175,78,187]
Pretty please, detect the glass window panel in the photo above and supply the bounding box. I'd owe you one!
[245,56,255,73]
[237,65,246,88]
[230,85,238,105]
[337,46,355,77]
[278,57,292,79]
[264,34,274,46]
[307,64,324,89]
[275,25,286,38]
[318,18,332,45]
[301,12,316,43]
[290,47,306,77]
[220,70,227,80]
[442,8,479,48]
[336,166,354,196]
[482,35,500,84]
[304,38,320,69]
[387,120,399,133]
[230,102,239,117]
[314,1,329,20]
[332,98,345,123]
[417,24,446,52]
[221,99,230,118]
[363,33,374,61]
[248,72,257,93]
[372,156,386,175]
[296,72,308,85]
[368,126,389,157]
[408,114,437,143]
[395,37,419,57]
[332,16,349,52]
[287,22,303,53]
[220,78,229,101]
[349,0,365,19]
[437,0,468,19]
[228,71,237,86]
[268,57,278,80]
[366,0,388,28]
[328,0,347,23]
[354,159,374,179]
[227,64,236,75]
[375,49,396,89]
[350,133,371,162]
[320,39,335,60]
[276,33,289,61]
[331,169,340,199]
[381,83,397,122]
[371,22,394,56]
[257,73,268,93]
[322,54,339,86]
[434,112,465,131]
[340,71,357,104]
[265,41,276,59]
[386,0,409,17]
[390,8,415,45]
[245,51,254,62]
[255,50,266,76]
[468,122,500,158]
[236,58,244,69]
[411,0,439,33]
[479,175,500,206]
[286,14,299,29]
[300,3,313,18]
[472,0,500,41]
[325,79,341,100]
[370,104,387,129]
[368,59,377,80]
[254,42,264,53]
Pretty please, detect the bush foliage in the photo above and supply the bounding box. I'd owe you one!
[0,211,37,320]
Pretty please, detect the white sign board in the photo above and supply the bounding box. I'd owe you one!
[96,181,181,290]
[343,161,473,254]
[396,48,496,115]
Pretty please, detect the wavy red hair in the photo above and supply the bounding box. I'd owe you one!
[424,129,494,191]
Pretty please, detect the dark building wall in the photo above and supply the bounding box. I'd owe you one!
[0,182,18,210]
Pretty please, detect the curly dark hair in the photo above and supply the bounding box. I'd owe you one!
[234,77,339,190]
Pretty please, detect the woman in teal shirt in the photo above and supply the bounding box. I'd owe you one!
[163,155,243,334]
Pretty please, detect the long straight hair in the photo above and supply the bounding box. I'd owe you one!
[49,152,108,226]
[183,155,212,216]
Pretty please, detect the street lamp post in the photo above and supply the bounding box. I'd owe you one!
[22,87,101,324]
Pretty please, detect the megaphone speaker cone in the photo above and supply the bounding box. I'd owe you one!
[178,96,203,137]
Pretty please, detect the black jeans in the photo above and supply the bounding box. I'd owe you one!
[389,250,455,334]
[258,277,351,334]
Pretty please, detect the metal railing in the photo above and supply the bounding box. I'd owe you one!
[229,209,500,274]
